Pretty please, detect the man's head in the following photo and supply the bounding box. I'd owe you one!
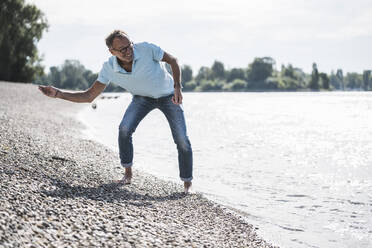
[106,30,133,64]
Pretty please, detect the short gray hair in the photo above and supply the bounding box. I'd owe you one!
[105,30,129,48]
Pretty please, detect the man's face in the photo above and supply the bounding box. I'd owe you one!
[109,37,133,64]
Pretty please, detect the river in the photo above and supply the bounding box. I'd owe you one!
[78,92,372,248]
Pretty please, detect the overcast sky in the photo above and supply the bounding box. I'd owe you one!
[28,0,372,74]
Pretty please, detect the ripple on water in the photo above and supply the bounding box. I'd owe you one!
[329,208,342,212]
[286,194,310,198]
[279,225,305,232]
[348,200,366,205]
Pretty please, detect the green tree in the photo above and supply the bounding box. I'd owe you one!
[363,70,371,91]
[281,64,295,78]
[319,73,330,90]
[309,63,320,90]
[0,0,48,82]
[329,71,339,90]
[336,69,344,90]
[59,60,89,90]
[278,64,307,90]
[345,73,362,90]
[226,68,246,82]
[49,66,64,87]
[211,60,225,80]
[247,57,275,89]
[277,76,298,90]
[294,68,307,88]
[181,65,193,84]
[195,66,213,82]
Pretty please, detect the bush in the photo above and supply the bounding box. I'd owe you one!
[183,80,197,91]
[223,79,247,91]
[195,79,224,92]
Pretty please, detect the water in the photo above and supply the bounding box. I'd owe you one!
[78,92,372,248]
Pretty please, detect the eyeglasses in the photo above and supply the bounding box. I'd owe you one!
[111,42,133,54]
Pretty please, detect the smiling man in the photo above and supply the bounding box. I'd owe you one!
[39,30,193,193]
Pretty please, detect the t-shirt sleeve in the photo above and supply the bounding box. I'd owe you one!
[97,62,111,85]
[147,42,164,61]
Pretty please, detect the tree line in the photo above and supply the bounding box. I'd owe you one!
[35,60,123,92]
[34,58,372,92]
[180,59,372,92]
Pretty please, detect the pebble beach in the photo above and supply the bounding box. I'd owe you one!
[0,82,278,248]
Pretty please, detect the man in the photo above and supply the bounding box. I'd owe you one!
[39,30,193,193]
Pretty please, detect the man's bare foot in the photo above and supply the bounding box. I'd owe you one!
[184,181,192,193]
[114,167,132,185]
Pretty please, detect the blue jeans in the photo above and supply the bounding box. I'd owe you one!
[118,94,193,182]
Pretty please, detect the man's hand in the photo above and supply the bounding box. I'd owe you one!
[172,87,183,105]
[38,85,59,98]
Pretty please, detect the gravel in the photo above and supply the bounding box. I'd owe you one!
[0,82,278,248]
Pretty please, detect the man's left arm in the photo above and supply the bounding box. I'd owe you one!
[162,52,183,105]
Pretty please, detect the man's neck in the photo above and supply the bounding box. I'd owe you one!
[118,58,132,72]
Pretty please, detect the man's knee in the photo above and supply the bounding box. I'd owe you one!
[175,136,192,152]
[118,125,132,139]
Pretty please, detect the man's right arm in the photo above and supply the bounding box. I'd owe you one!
[38,81,106,103]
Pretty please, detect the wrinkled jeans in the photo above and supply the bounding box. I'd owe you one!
[118,94,193,182]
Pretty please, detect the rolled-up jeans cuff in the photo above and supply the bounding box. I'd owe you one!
[181,177,193,182]
[121,162,133,168]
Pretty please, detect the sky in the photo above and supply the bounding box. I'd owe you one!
[27,0,372,75]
